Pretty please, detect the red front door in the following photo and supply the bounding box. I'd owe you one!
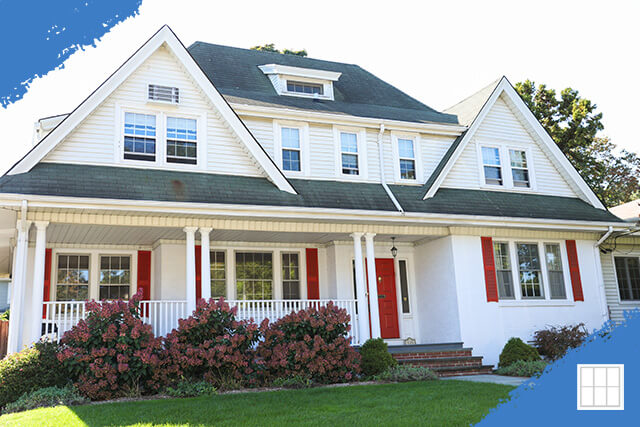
[369,258,400,339]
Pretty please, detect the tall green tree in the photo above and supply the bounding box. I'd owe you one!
[515,80,639,207]
[250,44,307,57]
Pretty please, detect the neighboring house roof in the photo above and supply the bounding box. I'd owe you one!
[5,26,296,195]
[0,163,621,223]
[420,77,606,211]
[188,42,459,126]
[610,199,640,222]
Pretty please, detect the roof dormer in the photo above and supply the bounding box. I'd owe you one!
[258,64,341,101]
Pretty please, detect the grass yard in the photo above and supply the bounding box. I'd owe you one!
[0,380,513,426]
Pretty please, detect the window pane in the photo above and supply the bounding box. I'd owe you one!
[98,256,131,301]
[340,133,358,153]
[166,117,197,164]
[124,113,156,162]
[400,159,416,180]
[281,128,300,149]
[341,153,359,175]
[509,150,528,168]
[512,168,530,188]
[493,242,514,299]
[615,257,640,301]
[484,166,503,185]
[286,81,323,95]
[236,252,273,300]
[482,147,501,166]
[57,255,91,302]
[282,253,299,300]
[545,244,566,299]
[398,139,415,158]
[399,260,410,313]
[517,243,543,298]
[210,251,226,298]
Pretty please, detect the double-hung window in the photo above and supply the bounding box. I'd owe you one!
[56,255,89,301]
[281,253,300,299]
[493,242,514,299]
[340,132,359,175]
[99,255,131,300]
[517,243,544,298]
[614,257,640,301]
[509,149,530,188]
[481,147,502,185]
[235,252,273,300]
[210,251,226,299]
[281,127,301,172]
[398,138,416,180]
[166,117,197,165]
[544,244,566,299]
[124,113,156,162]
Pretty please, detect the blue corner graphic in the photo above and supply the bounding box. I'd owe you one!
[0,0,142,108]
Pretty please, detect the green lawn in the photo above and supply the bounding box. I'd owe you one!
[0,380,513,427]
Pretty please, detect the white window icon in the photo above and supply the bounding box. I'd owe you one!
[577,364,624,410]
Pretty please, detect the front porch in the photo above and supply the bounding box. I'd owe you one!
[5,211,451,353]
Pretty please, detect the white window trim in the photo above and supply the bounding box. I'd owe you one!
[115,102,207,172]
[391,132,422,183]
[51,248,138,302]
[475,141,536,191]
[273,120,310,176]
[333,126,368,180]
[493,238,573,305]
[611,253,640,304]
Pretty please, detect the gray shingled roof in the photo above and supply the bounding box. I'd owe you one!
[188,42,459,125]
[0,163,620,223]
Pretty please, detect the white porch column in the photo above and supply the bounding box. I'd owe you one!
[199,227,212,301]
[29,221,48,345]
[184,227,197,314]
[351,232,370,344]
[364,233,381,339]
[7,220,31,354]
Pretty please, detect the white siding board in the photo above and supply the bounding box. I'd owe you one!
[442,95,578,197]
[308,124,335,177]
[44,46,264,177]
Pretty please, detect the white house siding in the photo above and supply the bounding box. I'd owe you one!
[44,45,264,177]
[450,235,606,366]
[442,95,578,198]
[600,248,640,322]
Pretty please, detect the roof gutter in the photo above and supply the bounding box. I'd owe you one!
[377,124,404,214]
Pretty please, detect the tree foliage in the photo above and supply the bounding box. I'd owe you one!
[250,43,307,57]
[515,80,639,206]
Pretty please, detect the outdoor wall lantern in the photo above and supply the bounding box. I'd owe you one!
[390,237,398,258]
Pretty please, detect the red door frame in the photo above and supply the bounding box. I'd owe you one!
[365,258,400,339]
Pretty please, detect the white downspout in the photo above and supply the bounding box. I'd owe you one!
[377,124,404,213]
[594,226,614,323]
[595,226,614,247]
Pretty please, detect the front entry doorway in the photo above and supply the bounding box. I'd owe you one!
[367,258,400,339]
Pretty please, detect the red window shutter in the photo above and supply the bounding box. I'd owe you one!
[306,248,320,299]
[137,251,152,301]
[42,248,52,318]
[481,237,499,302]
[565,240,584,301]
[195,245,202,301]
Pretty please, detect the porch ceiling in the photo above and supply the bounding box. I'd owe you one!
[34,223,429,246]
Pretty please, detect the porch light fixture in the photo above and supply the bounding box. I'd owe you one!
[390,237,398,258]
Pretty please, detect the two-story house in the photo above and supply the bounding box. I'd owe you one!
[0,26,628,368]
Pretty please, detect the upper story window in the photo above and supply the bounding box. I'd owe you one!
[281,127,301,171]
[614,257,640,301]
[509,149,530,188]
[148,84,179,104]
[286,81,323,95]
[340,132,359,175]
[166,117,197,165]
[124,113,156,162]
[481,147,502,185]
[398,138,416,180]
[479,144,534,190]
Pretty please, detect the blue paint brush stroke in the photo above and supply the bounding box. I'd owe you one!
[478,309,640,426]
[0,0,142,108]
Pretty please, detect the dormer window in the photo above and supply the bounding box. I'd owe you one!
[258,64,341,101]
[478,144,534,190]
[148,84,179,104]
[286,80,323,95]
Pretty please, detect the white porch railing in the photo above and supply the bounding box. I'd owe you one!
[42,299,359,344]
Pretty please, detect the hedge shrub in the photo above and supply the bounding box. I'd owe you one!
[532,323,588,360]
[359,338,396,377]
[164,298,261,388]
[4,386,88,414]
[498,337,541,368]
[373,365,438,382]
[257,302,360,384]
[165,380,217,398]
[57,290,168,400]
[0,341,68,410]
[495,360,548,377]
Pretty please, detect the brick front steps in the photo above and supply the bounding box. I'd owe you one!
[387,343,493,377]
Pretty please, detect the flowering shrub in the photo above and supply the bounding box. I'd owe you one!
[532,323,588,361]
[164,298,261,388]
[0,341,68,410]
[257,302,360,384]
[57,290,168,400]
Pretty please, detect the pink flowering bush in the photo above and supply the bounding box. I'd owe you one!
[164,298,261,388]
[257,302,360,384]
[57,290,168,400]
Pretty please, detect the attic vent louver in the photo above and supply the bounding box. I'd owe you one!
[148,84,179,103]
